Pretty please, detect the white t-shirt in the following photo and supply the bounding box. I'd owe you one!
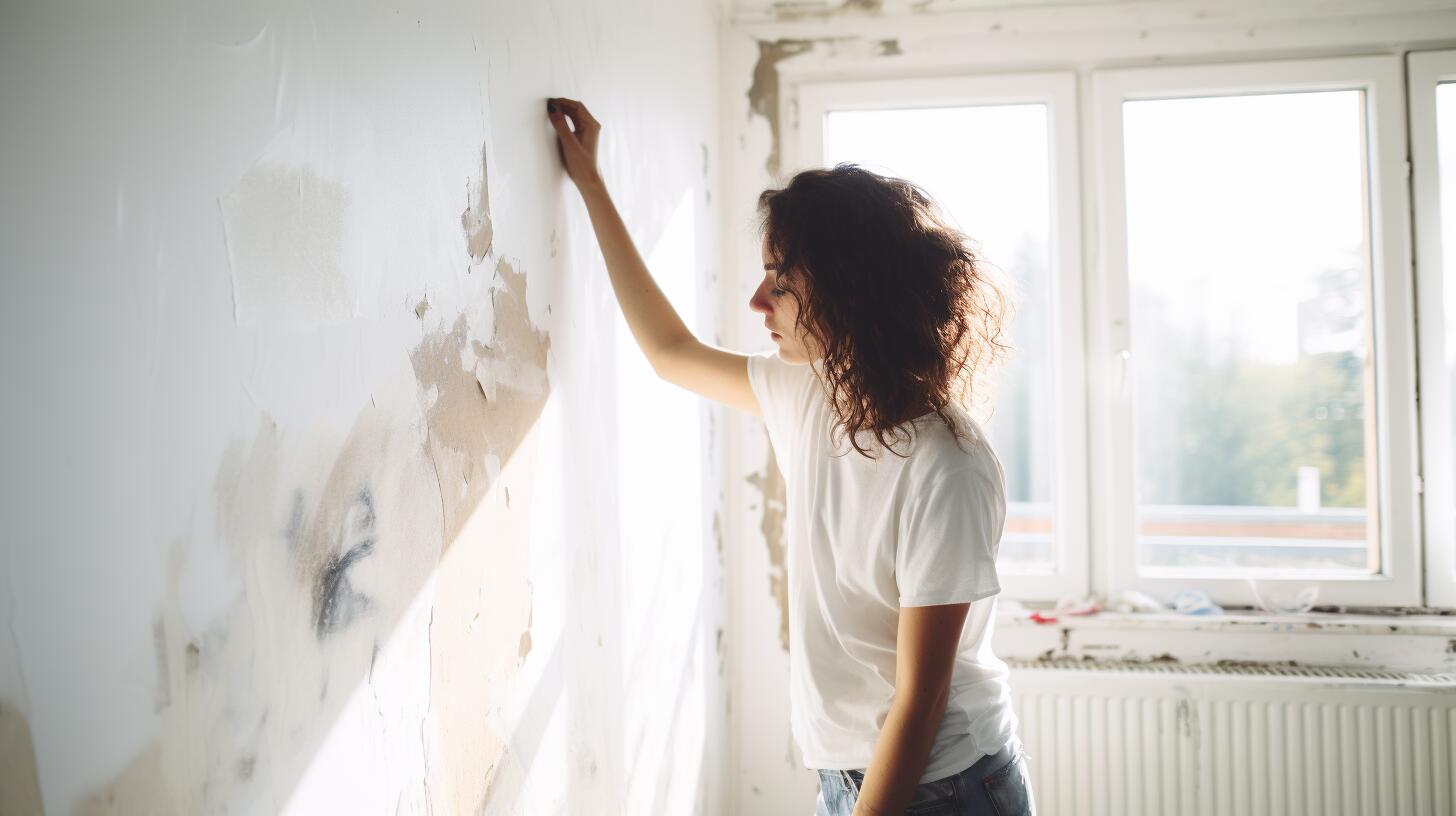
[746,349,1015,784]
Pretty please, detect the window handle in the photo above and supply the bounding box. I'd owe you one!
[1116,347,1131,395]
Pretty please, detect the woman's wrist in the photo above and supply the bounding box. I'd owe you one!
[575,170,607,199]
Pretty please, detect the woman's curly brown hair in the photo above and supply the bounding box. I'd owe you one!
[757,163,1014,459]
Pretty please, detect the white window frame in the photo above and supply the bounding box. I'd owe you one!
[1409,50,1456,608]
[1092,56,1422,607]
[791,73,1089,602]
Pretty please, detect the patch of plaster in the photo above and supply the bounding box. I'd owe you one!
[0,699,43,816]
[461,143,494,265]
[220,162,352,329]
[745,436,789,652]
[747,39,815,179]
[409,258,551,546]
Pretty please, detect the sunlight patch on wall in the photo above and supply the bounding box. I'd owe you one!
[614,191,708,813]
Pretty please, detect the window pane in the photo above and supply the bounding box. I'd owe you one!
[1122,90,1378,576]
[1438,81,1456,586]
[824,104,1057,573]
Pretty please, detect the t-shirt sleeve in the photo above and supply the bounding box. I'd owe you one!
[745,349,815,442]
[896,468,1006,607]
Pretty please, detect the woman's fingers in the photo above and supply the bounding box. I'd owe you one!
[546,96,601,185]
[547,105,577,143]
[549,97,599,132]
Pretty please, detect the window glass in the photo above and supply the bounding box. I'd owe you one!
[824,104,1057,572]
[1122,90,1378,575]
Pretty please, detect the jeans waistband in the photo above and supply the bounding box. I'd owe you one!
[834,735,1022,795]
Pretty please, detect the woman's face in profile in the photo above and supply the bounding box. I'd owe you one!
[750,237,817,365]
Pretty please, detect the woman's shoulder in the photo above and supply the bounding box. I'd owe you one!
[904,410,1004,492]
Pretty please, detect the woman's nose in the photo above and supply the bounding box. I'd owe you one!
[748,283,771,315]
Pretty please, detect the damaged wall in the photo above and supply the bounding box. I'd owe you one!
[0,0,728,813]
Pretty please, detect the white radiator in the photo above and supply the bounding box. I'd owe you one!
[1007,660,1456,816]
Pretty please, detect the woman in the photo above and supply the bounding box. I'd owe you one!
[547,97,1035,816]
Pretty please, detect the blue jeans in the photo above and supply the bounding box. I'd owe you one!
[814,736,1035,815]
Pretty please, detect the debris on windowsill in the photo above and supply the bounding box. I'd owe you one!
[1055,595,1101,616]
[1172,589,1224,616]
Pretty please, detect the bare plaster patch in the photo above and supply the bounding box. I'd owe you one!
[745,436,789,652]
[411,259,550,546]
[220,162,352,329]
[0,699,43,816]
[461,144,494,265]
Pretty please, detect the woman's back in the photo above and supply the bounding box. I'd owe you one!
[748,348,1012,785]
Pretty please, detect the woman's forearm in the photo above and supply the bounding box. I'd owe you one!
[852,690,949,816]
[576,175,695,366]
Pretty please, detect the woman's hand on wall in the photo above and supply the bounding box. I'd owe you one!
[547,97,603,192]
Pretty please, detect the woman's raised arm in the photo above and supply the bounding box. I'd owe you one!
[546,97,760,416]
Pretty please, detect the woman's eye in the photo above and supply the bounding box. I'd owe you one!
[770,287,786,296]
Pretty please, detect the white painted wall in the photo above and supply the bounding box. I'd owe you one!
[0,1,729,813]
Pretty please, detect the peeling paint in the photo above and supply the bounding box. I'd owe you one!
[771,0,885,22]
[747,39,815,178]
[461,143,494,265]
[409,258,551,547]
[745,436,789,652]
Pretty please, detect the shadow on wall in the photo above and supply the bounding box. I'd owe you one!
[75,205,555,812]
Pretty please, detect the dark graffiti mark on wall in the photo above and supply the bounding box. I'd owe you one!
[314,487,378,638]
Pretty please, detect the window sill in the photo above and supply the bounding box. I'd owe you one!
[992,609,1456,674]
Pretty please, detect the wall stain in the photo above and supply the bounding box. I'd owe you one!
[152,617,172,712]
[716,627,726,677]
[313,487,379,638]
[0,699,43,816]
[744,435,789,652]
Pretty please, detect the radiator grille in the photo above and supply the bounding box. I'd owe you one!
[1008,661,1456,815]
